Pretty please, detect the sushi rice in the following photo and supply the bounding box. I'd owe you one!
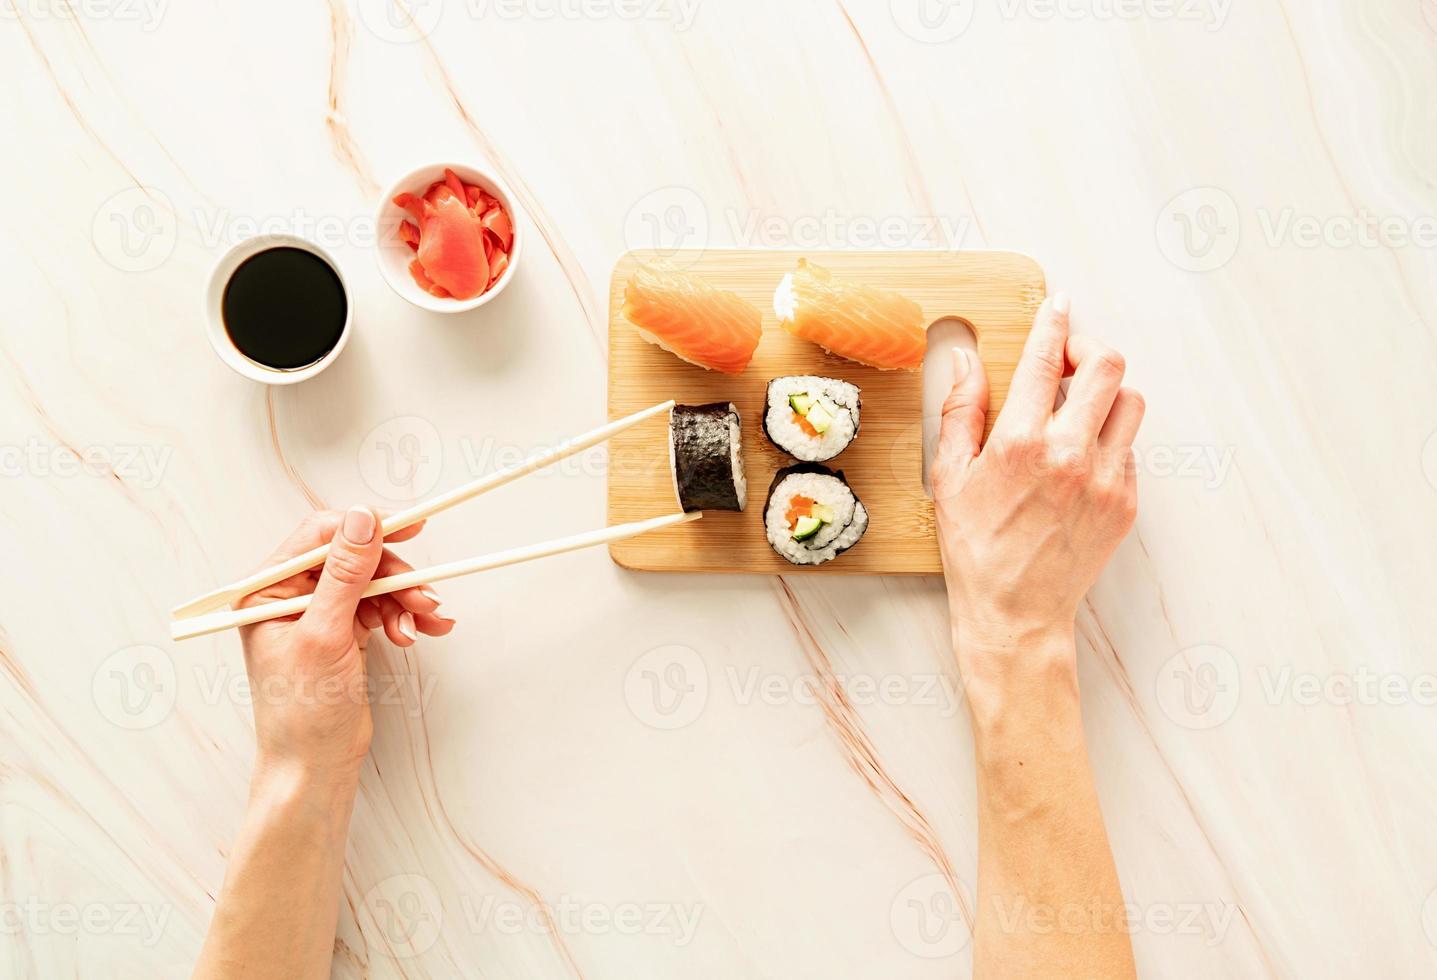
[764,465,868,565]
[762,375,860,462]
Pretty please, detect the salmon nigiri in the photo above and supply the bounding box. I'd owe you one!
[773,259,928,370]
[623,261,763,374]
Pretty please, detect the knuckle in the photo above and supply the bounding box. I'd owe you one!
[1094,348,1126,377]
[1050,447,1088,478]
[323,547,372,587]
[1027,343,1065,377]
[941,391,972,417]
[1120,386,1145,413]
[1001,428,1045,456]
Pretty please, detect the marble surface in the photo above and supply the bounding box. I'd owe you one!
[3,1,1436,976]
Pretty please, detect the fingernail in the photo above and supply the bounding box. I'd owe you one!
[398,611,418,642]
[952,347,970,380]
[343,505,376,544]
[1052,291,1071,316]
[419,586,441,605]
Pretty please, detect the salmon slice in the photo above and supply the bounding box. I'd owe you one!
[774,258,927,370]
[623,261,763,374]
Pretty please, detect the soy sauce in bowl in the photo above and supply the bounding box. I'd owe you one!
[221,247,348,370]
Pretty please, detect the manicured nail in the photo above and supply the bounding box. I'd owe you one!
[398,611,418,642]
[419,586,441,605]
[953,347,970,380]
[344,505,376,544]
[1052,291,1071,316]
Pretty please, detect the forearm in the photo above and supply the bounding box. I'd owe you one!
[193,760,359,980]
[958,626,1136,980]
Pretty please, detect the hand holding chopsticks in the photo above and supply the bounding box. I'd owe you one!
[170,401,690,641]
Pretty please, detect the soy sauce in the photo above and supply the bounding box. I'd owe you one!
[222,247,347,370]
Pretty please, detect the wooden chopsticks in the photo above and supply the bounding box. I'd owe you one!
[170,400,686,641]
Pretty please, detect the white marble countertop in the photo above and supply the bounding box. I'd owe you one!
[3,1,1436,976]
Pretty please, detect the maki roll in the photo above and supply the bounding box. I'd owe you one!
[762,376,861,463]
[764,464,868,565]
[670,403,747,512]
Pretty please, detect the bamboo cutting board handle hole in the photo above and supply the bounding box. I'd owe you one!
[920,317,979,498]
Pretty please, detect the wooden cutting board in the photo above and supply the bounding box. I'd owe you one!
[607,249,1045,574]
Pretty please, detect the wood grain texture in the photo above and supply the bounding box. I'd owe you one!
[607,249,1046,574]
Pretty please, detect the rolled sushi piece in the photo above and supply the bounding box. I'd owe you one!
[762,375,861,462]
[670,403,747,512]
[764,464,868,566]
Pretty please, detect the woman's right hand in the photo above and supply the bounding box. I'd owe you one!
[930,294,1144,704]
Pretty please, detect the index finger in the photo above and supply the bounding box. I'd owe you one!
[995,293,1070,434]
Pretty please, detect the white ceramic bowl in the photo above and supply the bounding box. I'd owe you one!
[204,234,352,385]
[374,163,522,314]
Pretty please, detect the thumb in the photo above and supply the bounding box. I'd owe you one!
[933,347,989,493]
[303,505,383,638]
